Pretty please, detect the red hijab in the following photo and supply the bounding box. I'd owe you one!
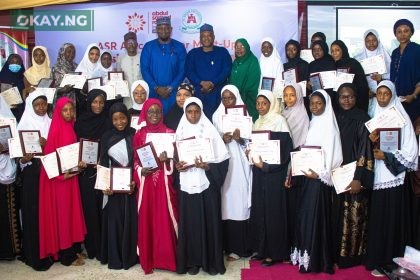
[44,97,76,153]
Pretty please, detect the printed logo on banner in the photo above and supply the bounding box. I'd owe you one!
[10,10,94,31]
[125,12,147,33]
[151,11,170,33]
[180,9,202,34]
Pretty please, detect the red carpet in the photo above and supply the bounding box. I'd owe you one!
[241,260,377,280]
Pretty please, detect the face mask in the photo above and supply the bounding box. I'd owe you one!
[8,64,22,73]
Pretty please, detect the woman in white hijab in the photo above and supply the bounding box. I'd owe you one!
[355,29,392,114]
[75,43,101,79]
[248,89,293,266]
[282,84,309,148]
[291,89,342,274]
[128,80,149,116]
[175,97,230,276]
[212,85,252,261]
[17,91,53,270]
[0,95,21,260]
[365,80,418,276]
[259,37,284,113]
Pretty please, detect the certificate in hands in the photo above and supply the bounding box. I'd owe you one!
[95,165,110,191]
[221,114,252,139]
[111,167,132,193]
[56,142,80,173]
[331,161,357,194]
[1,87,23,107]
[251,130,271,142]
[19,130,43,156]
[60,74,87,89]
[360,54,387,75]
[378,128,400,152]
[319,71,336,89]
[146,133,176,158]
[283,68,297,84]
[290,148,324,176]
[108,71,124,81]
[176,138,215,166]
[87,77,103,92]
[248,140,280,164]
[365,106,406,133]
[40,152,60,179]
[8,138,23,158]
[136,142,159,172]
[79,138,99,165]
[0,118,17,137]
[107,80,130,97]
[0,125,12,153]
[309,73,322,91]
[334,72,355,91]
[261,77,275,91]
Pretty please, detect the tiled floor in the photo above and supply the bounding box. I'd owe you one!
[0,257,249,280]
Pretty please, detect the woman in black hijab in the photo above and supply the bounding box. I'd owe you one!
[0,54,25,121]
[74,89,110,260]
[164,82,194,131]
[331,40,370,112]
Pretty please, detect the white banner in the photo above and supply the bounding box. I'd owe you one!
[35,1,297,66]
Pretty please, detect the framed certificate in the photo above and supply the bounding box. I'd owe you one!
[136,142,159,172]
[19,130,43,156]
[225,105,247,116]
[108,71,125,81]
[146,133,176,158]
[221,114,252,139]
[290,148,324,176]
[378,128,400,152]
[0,117,17,137]
[176,138,215,166]
[37,78,54,88]
[110,167,132,193]
[79,138,99,166]
[248,140,281,164]
[87,77,103,92]
[0,125,12,153]
[56,142,80,173]
[261,77,275,91]
[283,68,298,84]
[251,130,271,142]
[309,73,322,91]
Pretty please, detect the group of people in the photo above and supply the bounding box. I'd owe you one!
[0,15,419,279]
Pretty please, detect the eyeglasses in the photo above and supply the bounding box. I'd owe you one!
[147,110,162,116]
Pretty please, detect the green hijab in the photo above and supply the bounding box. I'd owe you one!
[229,38,261,122]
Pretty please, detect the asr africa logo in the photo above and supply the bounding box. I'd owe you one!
[125,12,146,32]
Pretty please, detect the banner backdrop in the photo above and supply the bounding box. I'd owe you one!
[35,0,297,67]
[0,28,29,69]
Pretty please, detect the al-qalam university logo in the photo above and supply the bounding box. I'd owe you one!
[180,8,202,34]
[125,12,146,32]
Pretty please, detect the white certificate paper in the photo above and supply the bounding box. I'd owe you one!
[251,131,270,142]
[319,71,337,89]
[107,80,130,97]
[331,161,357,194]
[360,54,387,75]
[176,138,215,166]
[8,137,23,158]
[56,142,80,172]
[40,152,60,179]
[1,87,23,107]
[80,140,99,165]
[111,167,131,192]
[146,133,176,158]
[300,49,314,63]
[365,106,406,133]
[334,72,355,91]
[95,165,110,190]
[136,144,159,170]
[290,148,324,176]
[97,84,116,100]
[283,68,297,84]
[248,140,280,165]
[0,118,17,137]
[221,115,252,139]
[33,88,56,104]
[60,74,87,89]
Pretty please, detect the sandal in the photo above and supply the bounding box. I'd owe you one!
[227,253,240,261]
[71,257,85,266]
[77,252,88,259]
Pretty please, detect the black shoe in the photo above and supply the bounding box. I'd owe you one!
[208,269,218,275]
[187,266,200,275]
[261,259,275,267]
[251,255,263,261]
